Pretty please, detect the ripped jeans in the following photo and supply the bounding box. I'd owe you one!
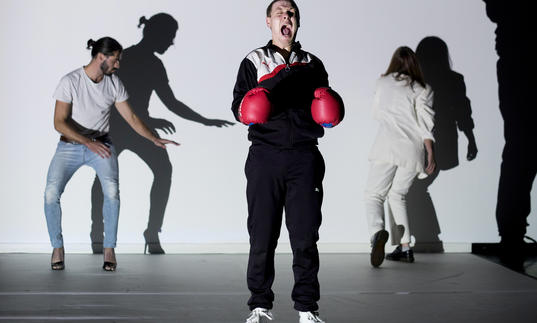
[44,140,119,248]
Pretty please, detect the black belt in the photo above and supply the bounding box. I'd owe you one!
[60,134,110,144]
[59,136,78,144]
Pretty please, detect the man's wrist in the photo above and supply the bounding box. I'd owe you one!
[81,137,94,146]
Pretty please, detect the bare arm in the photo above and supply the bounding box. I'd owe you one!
[424,139,436,175]
[115,100,179,148]
[53,100,111,158]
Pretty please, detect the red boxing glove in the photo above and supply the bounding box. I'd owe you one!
[311,87,344,128]
[239,87,272,125]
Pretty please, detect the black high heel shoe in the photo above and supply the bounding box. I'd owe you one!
[143,230,165,254]
[102,248,117,271]
[102,261,117,271]
[51,261,65,270]
[51,247,65,270]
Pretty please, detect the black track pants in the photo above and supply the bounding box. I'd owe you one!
[245,144,325,312]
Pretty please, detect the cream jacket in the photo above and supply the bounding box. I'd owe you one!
[369,73,435,178]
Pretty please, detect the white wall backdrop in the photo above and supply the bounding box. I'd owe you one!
[1,0,535,252]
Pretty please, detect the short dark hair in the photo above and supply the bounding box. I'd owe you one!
[266,0,300,27]
[86,37,122,58]
[383,46,426,88]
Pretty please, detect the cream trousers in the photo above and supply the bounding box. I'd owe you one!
[364,162,417,245]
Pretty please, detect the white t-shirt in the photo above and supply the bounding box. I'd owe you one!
[53,67,129,137]
[368,73,435,178]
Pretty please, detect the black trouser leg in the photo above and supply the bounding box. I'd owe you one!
[495,60,537,245]
[246,146,285,310]
[496,140,537,243]
[284,148,325,312]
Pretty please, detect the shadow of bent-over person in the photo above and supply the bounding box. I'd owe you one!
[90,13,234,254]
[405,36,478,253]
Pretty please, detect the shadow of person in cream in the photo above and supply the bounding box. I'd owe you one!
[90,13,234,254]
[404,36,478,252]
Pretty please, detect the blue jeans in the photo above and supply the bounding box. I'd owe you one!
[44,141,120,248]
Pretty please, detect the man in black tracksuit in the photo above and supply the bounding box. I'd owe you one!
[231,1,339,322]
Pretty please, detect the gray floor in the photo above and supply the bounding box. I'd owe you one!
[1,253,537,322]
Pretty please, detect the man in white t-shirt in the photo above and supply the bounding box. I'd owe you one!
[44,37,178,272]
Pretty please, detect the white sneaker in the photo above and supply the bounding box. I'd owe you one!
[299,311,325,323]
[246,307,273,323]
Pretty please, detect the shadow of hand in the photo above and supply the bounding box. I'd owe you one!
[148,118,176,135]
[203,119,235,128]
[467,140,478,161]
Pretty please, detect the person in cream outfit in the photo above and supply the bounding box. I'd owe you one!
[364,46,436,268]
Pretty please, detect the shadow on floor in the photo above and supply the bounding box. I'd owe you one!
[475,254,537,280]
[472,241,537,279]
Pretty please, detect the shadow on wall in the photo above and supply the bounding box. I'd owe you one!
[405,36,478,253]
[90,13,234,254]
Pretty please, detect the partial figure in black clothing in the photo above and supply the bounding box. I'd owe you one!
[484,1,535,272]
[90,13,234,255]
[232,1,343,323]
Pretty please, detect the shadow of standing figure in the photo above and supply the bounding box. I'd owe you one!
[405,36,478,252]
[90,13,234,254]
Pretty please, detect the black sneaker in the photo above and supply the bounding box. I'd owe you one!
[386,245,415,263]
[370,230,389,267]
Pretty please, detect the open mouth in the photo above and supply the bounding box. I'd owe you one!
[281,25,292,37]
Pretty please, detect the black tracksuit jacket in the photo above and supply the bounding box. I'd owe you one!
[231,41,329,148]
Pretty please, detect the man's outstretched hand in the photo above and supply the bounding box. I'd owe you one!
[153,138,180,149]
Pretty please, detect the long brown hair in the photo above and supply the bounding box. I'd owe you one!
[383,46,426,88]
